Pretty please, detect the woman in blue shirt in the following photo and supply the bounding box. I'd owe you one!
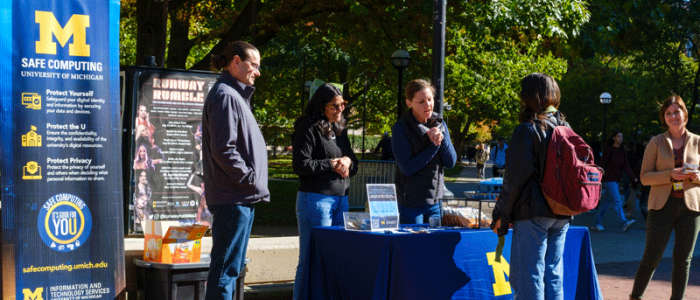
[391,79,457,225]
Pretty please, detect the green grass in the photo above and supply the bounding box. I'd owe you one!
[444,162,465,182]
[268,155,296,179]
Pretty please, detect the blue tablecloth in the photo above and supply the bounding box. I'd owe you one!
[479,178,503,193]
[298,226,602,300]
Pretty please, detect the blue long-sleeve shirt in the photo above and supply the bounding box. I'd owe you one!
[391,112,457,207]
[392,121,457,176]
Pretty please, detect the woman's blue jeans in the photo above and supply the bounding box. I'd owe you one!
[397,202,441,225]
[293,192,348,300]
[594,181,628,227]
[511,217,570,300]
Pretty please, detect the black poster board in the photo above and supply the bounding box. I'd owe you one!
[121,67,219,234]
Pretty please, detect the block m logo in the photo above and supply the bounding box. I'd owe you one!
[35,11,90,57]
[22,287,44,300]
[487,252,512,296]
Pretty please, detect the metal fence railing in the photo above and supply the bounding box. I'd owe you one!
[349,160,396,210]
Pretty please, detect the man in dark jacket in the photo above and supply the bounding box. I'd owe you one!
[202,41,269,300]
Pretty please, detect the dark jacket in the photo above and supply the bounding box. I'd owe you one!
[392,110,457,207]
[201,72,270,205]
[600,146,636,183]
[492,112,571,236]
[374,137,394,160]
[292,117,358,196]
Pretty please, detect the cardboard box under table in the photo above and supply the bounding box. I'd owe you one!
[143,221,209,263]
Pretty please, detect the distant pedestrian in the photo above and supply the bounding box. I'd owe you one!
[592,130,638,232]
[491,138,507,177]
[622,141,642,219]
[629,95,700,300]
[392,79,457,225]
[475,143,489,180]
[467,144,477,164]
[374,132,394,160]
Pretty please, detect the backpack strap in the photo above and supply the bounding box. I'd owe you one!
[530,122,546,183]
[531,112,561,182]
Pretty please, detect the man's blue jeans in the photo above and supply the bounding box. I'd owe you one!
[205,204,255,300]
[511,217,570,300]
[397,202,440,225]
[594,181,628,227]
[293,192,348,300]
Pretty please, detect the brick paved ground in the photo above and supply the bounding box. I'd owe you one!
[597,257,700,300]
[245,255,700,300]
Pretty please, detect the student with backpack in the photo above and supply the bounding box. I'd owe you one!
[491,73,572,300]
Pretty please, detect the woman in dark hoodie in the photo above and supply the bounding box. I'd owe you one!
[291,83,357,299]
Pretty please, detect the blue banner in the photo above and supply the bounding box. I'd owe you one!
[1,0,124,299]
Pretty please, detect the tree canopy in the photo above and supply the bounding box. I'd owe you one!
[120,0,700,154]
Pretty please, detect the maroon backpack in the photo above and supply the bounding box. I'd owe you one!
[540,125,603,216]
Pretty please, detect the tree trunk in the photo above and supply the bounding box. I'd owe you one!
[166,9,195,69]
[190,0,262,71]
[136,0,168,67]
[450,117,472,163]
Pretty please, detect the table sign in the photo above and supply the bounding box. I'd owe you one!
[343,211,371,231]
[366,184,399,231]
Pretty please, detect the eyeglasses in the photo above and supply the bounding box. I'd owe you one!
[244,60,261,71]
[326,101,347,111]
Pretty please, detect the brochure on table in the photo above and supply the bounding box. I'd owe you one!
[366,184,400,231]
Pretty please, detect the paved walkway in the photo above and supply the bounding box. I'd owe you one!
[246,161,700,299]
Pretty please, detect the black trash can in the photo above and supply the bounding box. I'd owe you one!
[134,255,248,300]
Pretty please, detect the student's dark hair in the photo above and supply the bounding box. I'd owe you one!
[296,83,345,138]
[518,73,562,124]
[211,41,258,71]
[606,130,623,148]
[659,94,688,129]
[405,79,435,102]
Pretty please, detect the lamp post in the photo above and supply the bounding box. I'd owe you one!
[391,50,411,119]
[600,92,612,141]
[442,103,455,200]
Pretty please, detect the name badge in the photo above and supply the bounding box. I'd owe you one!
[673,182,683,191]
